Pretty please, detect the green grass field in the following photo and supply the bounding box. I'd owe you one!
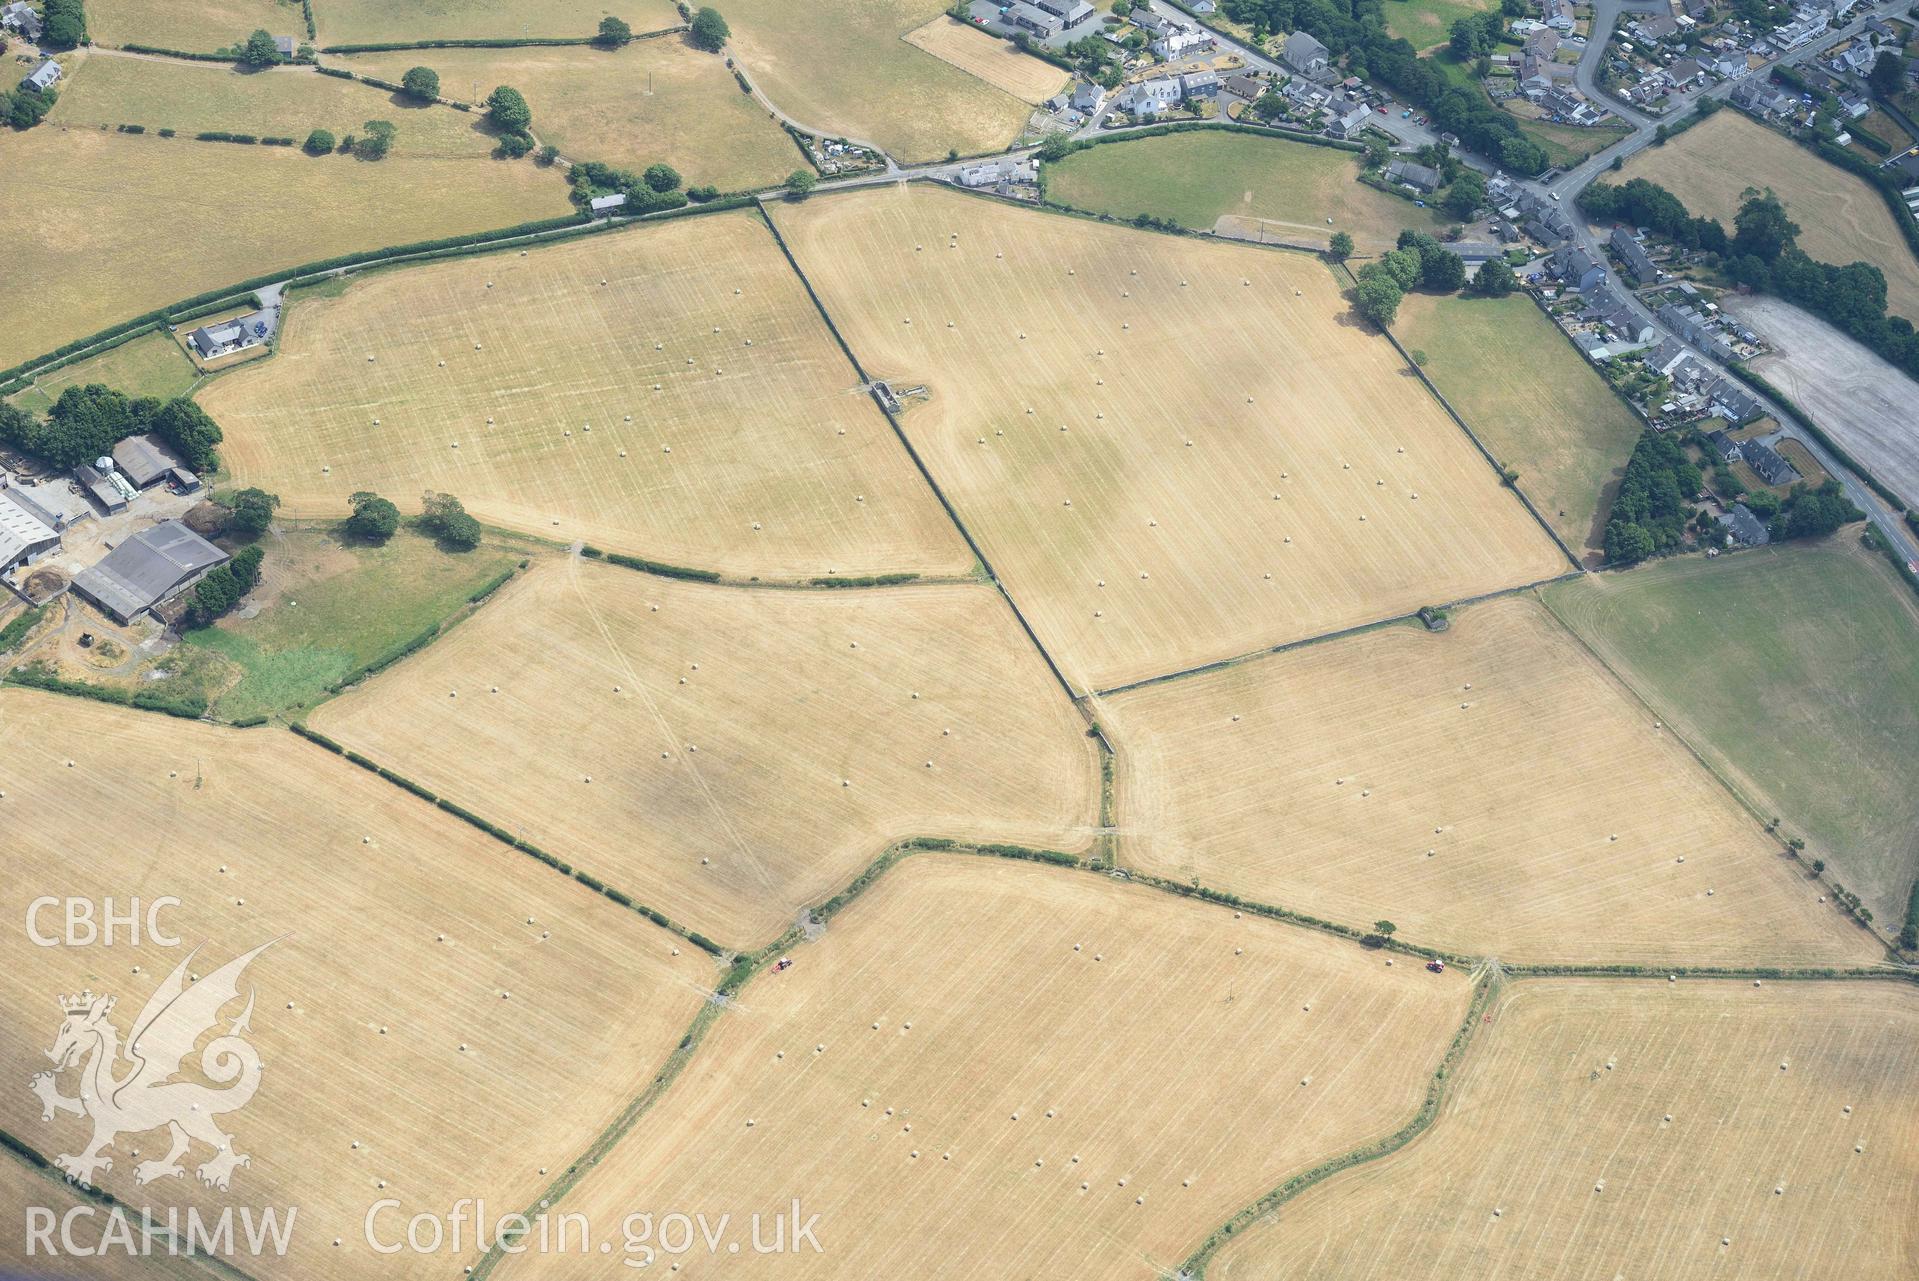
[52,52,502,158]
[174,525,531,723]
[1397,292,1641,561]
[1543,538,1919,924]
[1382,0,1498,48]
[1518,117,1632,169]
[1043,129,1449,250]
[6,331,201,412]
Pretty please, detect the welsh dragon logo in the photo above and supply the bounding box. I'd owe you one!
[29,940,277,1192]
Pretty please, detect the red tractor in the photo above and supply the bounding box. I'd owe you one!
[1426,959,1446,974]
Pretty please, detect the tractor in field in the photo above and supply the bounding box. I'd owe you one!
[1426,959,1446,974]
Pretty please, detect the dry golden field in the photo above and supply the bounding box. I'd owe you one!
[771,186,1567,692]
[200,211,971,579]
[1099,596,1875,966]
[308,559,1101,948]
[1213,979,1919,1281]
[492,854,1473,1281]
[0,127,567,370]
[50,53,500,158]
[1616,111,1919,321]
[0,689,713,1281]
[339,41,799,191]
[0,1158,214,1281]
[901,17,1072,105]
[312,0,681,45]
[722,0,1037,161]
[87,0,293,53]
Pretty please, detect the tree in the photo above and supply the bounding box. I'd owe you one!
[186,545,264,628]
[1731,190,1798,263]
[240,29,282,67]
[420,491,482,551]
[3,85,57,129]
[642,162,681,192]
[784,168,817,197]
[689,6,730,51]
[226,488,280,538]
[356,118,396,159]
[496,130,534,158]
[42,0,85,47]
[1328,231,1354,262]
[146,398,223,472]
[1868,50,1906,99]
[1442,169,1485,219]
[598,15,634,44]
[345,491,400,543]
[304,127,335,154]
[1374,920,1397,936]
[1353,271,1404,329]
[1811,859,1826,875]
[1037,132,1076,162]
[538,143,560,165]
[486,84,532,132]
[400,66,440,101]
[1603,518,1655,564]
[1471,255,1517,296]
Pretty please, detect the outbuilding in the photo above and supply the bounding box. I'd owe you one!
[72,521,230,625]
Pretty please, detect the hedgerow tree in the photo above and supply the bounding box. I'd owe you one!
[401,66,440,101]
[784,168,817,197]
[597,15,633,45]
[357,119,396,159]
[420,491,482,551]
[240,29,281,67]
[226,488,280,539]
[689,6,729,51]
[486,84,532,132]
[643,162,681,192]
[1471,256,1517,297]
[1327,231,1354,262]
[345,491,400,543]
[187,545,264,627]
[304,127,335,154]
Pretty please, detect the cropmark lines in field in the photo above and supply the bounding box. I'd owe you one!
[1099,595,1877,967]
[488,854,1474,1281]
[1212,978,1919,1281]
[199,210,972,581]
[770,185,1568,693]
[0,689,713,1281]
[307,558,1102,949]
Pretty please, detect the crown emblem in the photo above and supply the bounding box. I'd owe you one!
[59,991,100,1014]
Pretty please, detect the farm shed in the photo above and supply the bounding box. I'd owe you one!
[110,435,190,491]
[0,479,62,572]
[72,520,228,624]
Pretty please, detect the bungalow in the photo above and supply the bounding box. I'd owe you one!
[1191,0,1217,10]
[1741,438,1799,486]
[1524,27,1560,57]
[1031,0,1097,27]
[1720,503,1771,546]
[1705,428,1742,461]
[1281,30,1329,76]
[186,309,273,360]
[1609,225,1660,284]
[1634,12,1679,40]
[1,1,42,39]
[1008,3,1062,38]
[1223,73,1265,102]
[21,57,60,94]
[1130,8,1169,33]
[1666,57,1702,87]
[72,521,230,626]
[1383,158,1440,193]
[589,193,627,215]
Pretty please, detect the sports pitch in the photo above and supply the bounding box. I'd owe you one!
[1100,595,1875,965]
[199,210,973,580]
[772,185,1568,692]
[1214,979,1919,1281]
[491,854,1472,1280]
[307,559,1101,948]
[0,689,713,1281]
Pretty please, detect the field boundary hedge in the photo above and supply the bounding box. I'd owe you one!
[5,663,209,720]
[317,25,683,53]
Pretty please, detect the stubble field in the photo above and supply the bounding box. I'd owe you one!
[0,688,714,1281]
[0,128,567,370]
[311,0,681,45]
[339,41,800,192]
[1616,111,1919,321]
[492,854,1473,1281]
[86,0,293,54]
[772,185,1567,692]
[1213,979,1919,1281]
[307,559,1101,948]
[1099,595,1874,965]
[0,1159,214,1281]
[901,17,1072,105]
[199,210,971,579]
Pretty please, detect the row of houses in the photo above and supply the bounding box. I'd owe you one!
[1643,339,1762,422]
[1128,7,1215,59]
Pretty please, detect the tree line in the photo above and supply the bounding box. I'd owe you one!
[0,385,224,473]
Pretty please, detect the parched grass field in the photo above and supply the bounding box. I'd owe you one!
[722,0,1037,161]
[1100,595,1874,966]
[1213,979,1919,1281]
[199,211,971,579]
[901,16,1072,106]
[5,331,201,413]
[312,0,680,45]
[308,559,1101,948]
[87,0,294,53]
[493,854,1473,1281]
[772,186,1567,692]
[340,41,800,191]
[178,524,534,723]
[1397,292,1642,562]
[50,53,500,157]
[1544,539,1919,926]
[0,128,568,371]
[1381,0,1499,47]
[0,689,714,1281]
[1517,117,1632,169]
[1046,129,1448,250]
[1617,111,1919,321]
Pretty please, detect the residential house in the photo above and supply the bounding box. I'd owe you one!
[1667,57,1702,88]
[1720,503,1771,546]
[1836,89,1870,119]
[186,309,273,360]
[1180,70,1222,99]
[1546,0,1576,31]
[1384,158,1440,193]
[1524,27,1560,58]
[1609,225,1660,284]
[1656,301,1735,360]
[1324,95,1371,138]
[1281,30,1329,76]
[959,162,1006,188]
[1742,438,1799,486]
[1153,24,1214,58]
[1707,381,1760,423]
[1553,243,1606,292]
[589,193,627,215]
[1282,77,1329,109]
[1705,428,1742,461]
[72,521,231,625]
[1129,8,1169,34]
[273,35,294,56]
[1644,337,1689,376]
[1031,0,1097,27]
[1730,77,1794,115]
[1008,3,1063,38]
[1634,13,1679,40]
[1223,72,1265,102]
[1119,76,1184,118]
[1070,80,1107,113]
[1,1,43,40]
[20,57,60,93]
[1191,0,1217,11]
